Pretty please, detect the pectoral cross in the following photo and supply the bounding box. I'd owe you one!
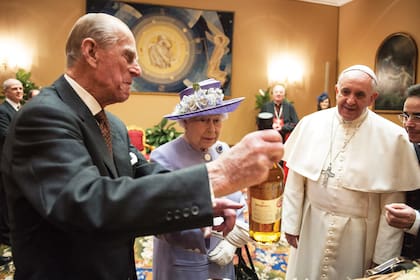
[321,164,335,187]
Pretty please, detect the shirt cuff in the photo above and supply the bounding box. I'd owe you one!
[405,210,420,236]
[209,179,216,207]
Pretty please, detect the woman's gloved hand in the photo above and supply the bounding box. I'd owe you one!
[208,224,252,266]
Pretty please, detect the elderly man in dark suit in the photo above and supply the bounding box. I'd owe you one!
[260,83,299,141]
[386,83,420,260]
[0,78,23,149]
[0,78,23,265]
[0,13,283,280]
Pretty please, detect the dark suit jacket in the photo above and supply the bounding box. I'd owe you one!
[0,100,17,246]
[0,100,17,148]
[401,143,420,259]
[1,76,214,280]
[260,100,299,140]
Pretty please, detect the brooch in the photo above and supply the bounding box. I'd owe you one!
[203,153,212,162]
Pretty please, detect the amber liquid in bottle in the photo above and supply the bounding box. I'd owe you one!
[248,112,284,243]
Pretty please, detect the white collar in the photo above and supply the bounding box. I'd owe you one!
[5,98,21,111]
[64,74,102,116]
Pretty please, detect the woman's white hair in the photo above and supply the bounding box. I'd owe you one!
[177,113,228,129]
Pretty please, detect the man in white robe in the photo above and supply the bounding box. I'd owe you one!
[281,65,420,280]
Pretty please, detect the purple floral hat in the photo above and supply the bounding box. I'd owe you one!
[164,79,245,120]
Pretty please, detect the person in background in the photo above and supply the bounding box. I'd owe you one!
[150,79,251,280]
[281,65,420,279]
[385,83,420,260]
[317,92,331,110]
[0,78,23,266]
[0,13,284,280]
[28,88,40,99]
[260,83,299,141]
[0,79,23,148]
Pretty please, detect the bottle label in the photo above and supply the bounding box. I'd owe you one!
[250,197,281,224]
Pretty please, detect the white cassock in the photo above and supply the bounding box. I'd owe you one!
[281,108,420,280]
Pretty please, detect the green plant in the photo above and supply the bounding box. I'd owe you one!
[145,118,182,151]
[15,68,40,101]
[255,87,271,110]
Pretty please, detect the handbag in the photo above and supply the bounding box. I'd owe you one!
[234,245,259,280]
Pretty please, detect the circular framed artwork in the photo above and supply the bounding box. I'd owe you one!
[94,2,234,95]
[133,14,199,92]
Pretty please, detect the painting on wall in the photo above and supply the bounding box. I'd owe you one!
[87,0,234,95]
[374,32,417,112]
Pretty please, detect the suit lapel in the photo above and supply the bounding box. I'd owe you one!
[109,117,132,177]
[4,101,17,116]
[53,76,118,177]
[414,143,420,164]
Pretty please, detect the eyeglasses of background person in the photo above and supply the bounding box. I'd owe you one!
[398,113,420,124]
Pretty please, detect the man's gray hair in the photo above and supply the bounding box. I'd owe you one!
[65,13,129,67]
[2,78,22,91]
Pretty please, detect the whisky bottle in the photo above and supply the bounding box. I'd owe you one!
[248,112,284,243]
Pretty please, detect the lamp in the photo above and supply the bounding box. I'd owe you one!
[267,54,304,87]
[0,38,32,72]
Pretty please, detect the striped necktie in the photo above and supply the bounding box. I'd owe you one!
[95,110,113,154]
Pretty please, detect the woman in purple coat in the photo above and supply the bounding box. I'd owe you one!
[150,79,251,280]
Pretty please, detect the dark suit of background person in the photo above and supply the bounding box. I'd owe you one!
[0,13,284,280]
[0,78,23,250]
[0,102,16,248]
[260,83,299,141]
[402,143,420,259]
[386,83,420,260]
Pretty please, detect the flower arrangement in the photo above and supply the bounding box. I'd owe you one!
[172,83,224,115]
